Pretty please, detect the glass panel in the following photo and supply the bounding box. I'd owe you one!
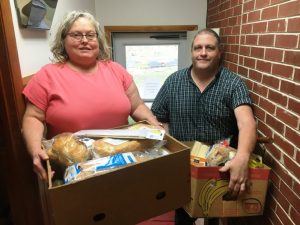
[125,45,178,101]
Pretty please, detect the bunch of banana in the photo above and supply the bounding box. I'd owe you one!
[198,179,229,215]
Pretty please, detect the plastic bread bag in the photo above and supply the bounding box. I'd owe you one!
[42,133,94,179]
[206,138,236,166]
[64,152,137,184]
[133,140,169,162]
[92,137,166,158]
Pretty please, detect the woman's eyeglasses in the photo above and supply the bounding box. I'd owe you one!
[67,32,98,41]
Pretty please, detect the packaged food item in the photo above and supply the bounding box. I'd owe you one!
[64,152,137,183]
[92,138,158,158]
[45,133,93,166]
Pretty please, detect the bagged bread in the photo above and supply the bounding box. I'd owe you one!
[47,132,92,167]
[206,144,236,166]
[92,138,157,157]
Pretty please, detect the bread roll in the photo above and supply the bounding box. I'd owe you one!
[49,132,91,166]
[92,138,156,157]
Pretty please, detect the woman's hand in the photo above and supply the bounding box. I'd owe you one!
[31,149,50,181]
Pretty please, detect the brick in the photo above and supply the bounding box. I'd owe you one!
[253,21,267,33]
[266,114,285,133]
[276,107,299,129]
[262,74,280,89]
[275,35,298,48]
[285,127,300,149]
[248,11,261,22]
[251,47,265,58]
[272,64,293,79]
[278,1,300,17]
[269,174,289,208]
[257,121,273,138]
[240,45,250,56]
[287,17,300,32]
[249,69,263,82]
[256,60,272,73]
[246,35,258,45]
[265,48,283,62]
[233,5,242,15]
[268,89,287,107]
[275,197,295,225]
[262,6,278,20]
[253,82,268,96]
[283,155,300,183]
[271,0,289,5]
[259,97,276,114]
[225,8,234,18]
[241,23,253,34]
[232,26,240,35]
[269,169,280,187]
[238,66,249,77]
[295,68,300,82]
[268,19,286,32]
[284,51,300,67]
[281,80,300,98]
[254,104,266,119]
[230,0,240,7]
[290,207,300,225]
[250,91,259,103]
[243,0,255,12]
[244,57,256,68]
[273,134,294,157]
[259,34,275,46]
[293,176,300,195]
[255,0,271,9]
[288,98,300,115]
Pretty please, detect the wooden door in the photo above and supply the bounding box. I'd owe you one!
[0,1,46,225]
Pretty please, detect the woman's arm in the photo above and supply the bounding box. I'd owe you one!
[22,101,49,181]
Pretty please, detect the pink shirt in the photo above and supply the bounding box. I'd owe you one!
[23,61,133,138]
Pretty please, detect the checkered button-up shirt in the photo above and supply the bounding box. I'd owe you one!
[151,66,252,145]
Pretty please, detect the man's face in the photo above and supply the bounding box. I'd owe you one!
[191,33,221,71]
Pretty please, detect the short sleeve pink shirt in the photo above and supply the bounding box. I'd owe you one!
[23,61,133,138]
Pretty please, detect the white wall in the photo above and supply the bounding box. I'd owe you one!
[10,0,95,76]
[11,0,207,77]
[95,0,206,29]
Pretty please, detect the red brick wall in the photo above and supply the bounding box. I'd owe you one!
[207,0,300,225]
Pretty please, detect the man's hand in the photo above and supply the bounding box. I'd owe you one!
[219,153,249,197]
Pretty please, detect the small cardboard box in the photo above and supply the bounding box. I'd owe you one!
[46,123,191,225]
[184,141,270,218]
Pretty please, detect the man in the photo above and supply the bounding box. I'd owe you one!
[151,28,257,225]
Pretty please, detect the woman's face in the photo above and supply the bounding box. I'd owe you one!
[64,17,99,65]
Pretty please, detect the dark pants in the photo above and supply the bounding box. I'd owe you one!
[175,208,220,225]
[175,208,196,225]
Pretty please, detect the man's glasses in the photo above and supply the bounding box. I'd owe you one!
[66,32,98,41]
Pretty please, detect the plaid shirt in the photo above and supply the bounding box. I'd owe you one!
[151,66,252,145]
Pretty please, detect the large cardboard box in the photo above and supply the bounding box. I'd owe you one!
[184,142,270,218]
[46,124,191,225]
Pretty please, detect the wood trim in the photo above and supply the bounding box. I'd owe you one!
[0,1,46,225]
[104,25,198,46]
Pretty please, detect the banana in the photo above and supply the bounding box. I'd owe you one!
[198,179,229,215]
[198,179,216,213]
[206,180,228,213]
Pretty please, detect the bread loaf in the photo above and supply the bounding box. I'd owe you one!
[49,132,91,166]
[92,138,156,157]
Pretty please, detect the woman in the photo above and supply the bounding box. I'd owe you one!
[22,11,161,181]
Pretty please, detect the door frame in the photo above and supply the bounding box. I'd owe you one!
[0,1,46,225]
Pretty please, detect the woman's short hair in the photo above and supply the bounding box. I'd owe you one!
[50,11,111,63]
